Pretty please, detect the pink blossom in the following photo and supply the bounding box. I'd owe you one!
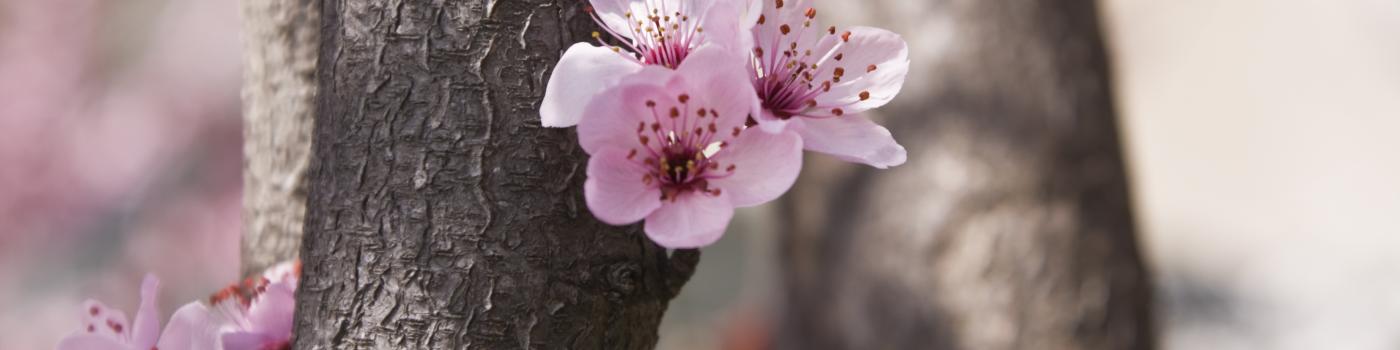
[748,0,909,168]
[578,46,803,248]
[208,261,299,350]
[541,0,760,127]
[56,274,215,350]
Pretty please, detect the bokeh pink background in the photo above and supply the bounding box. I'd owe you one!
[0,0,242,348]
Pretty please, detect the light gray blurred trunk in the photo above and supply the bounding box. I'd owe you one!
[239,0,319,276]
[775,1,1155,349]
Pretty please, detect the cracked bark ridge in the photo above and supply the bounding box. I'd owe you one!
[240,0,320,277]
[293,0,698,348]
[776,0,1155,349]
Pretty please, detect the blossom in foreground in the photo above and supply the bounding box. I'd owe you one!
[579,46,803,248]
[56,275,214,350]
[541,0,759,127]
[209,261,299,350]
[748,0,910,168]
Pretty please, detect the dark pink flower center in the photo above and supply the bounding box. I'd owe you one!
[588,2,704,69]
[752,5,875,119]
[628,93,739,201]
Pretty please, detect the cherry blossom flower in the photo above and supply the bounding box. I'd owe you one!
[56,274,215,350]
[578,46,803,248]
[748,0,910,168]
[541,0,760,127]
[208,261,299,350]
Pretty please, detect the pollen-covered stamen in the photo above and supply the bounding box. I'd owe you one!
[753,6,878,119]
[629,92,739,201]
[589,0,707,69]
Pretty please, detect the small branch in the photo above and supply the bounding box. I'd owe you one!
[665,248,701,299]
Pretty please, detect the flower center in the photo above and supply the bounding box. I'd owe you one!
[588,1,705,69]
[751,6,873,119]
[629,93,739,201]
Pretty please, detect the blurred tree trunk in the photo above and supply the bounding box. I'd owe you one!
[240,0,319,276]
[776,1,1155,349]
[289,0,698,348]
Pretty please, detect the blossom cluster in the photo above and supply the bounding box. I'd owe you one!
[57,262,299,350]
[544,0,910,247]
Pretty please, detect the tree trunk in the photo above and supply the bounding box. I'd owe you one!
[240,0,320,276]
[291,0,698,348]
[776,0,1155,349]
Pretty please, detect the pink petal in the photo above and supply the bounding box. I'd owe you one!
[674,45,760,136]
[644,192,735,248]
[56,334,128,350]
[576,72,671,154]
[130,274,161,349]
[80,300,129,341]
[585,147,663,225]
[709,129,803,207]
[541,43,643,127]
[156,302,214,350]
[754,108,791,133]
[793,114,907,168]
[693,0,758,52]
[246,282,296,336]
[221,331,272,350]
[811,26,909,116]
[755,0,815,45]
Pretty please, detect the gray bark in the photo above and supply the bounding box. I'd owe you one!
[776,0,1155,349]
[240,0,320,276]
[291,0,698,348]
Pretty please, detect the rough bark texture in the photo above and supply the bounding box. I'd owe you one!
[240,0,320,276]
[776,1,1154,349]
[292,0,698,348]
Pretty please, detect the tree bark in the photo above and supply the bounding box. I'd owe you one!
[240,0,320,276]
[292,0,698,348]
[776,1,1155,349]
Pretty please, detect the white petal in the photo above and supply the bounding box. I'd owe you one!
[541,43,643,127]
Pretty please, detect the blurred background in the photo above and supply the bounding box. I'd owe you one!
[1,0,1397,349]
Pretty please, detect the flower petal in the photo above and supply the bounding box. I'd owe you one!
[585,147,663,225]
[644,192,734,248]
[221,331,272,350]
[261,261,300,290]
[56,334,127,350]
[80,299,128,341]
[130,274,161,349]
[794,114,906,168]
[675,45,760,139]
[587,0,639,42]
[541,43,643,127]
[576,75,673,154]
[753,108,791,133]
[156,302,214,350]
[811,26,909,116]
[709,129,803,207]
[246,281,296,336]
[695,0,759,52]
